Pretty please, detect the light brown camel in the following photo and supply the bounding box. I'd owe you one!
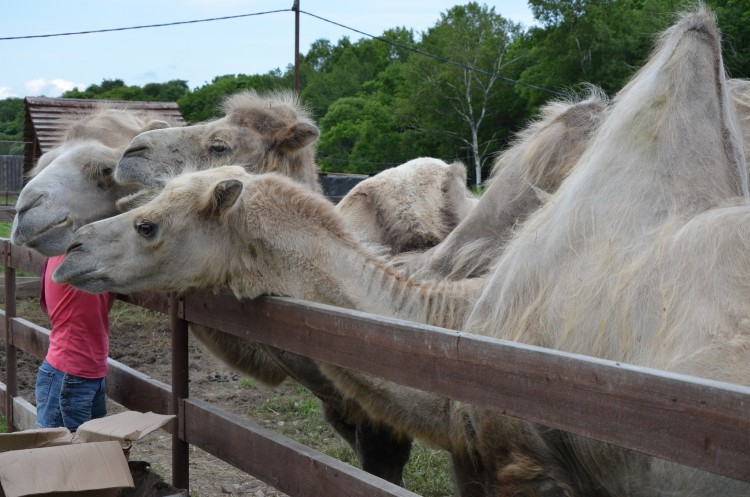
[10,107,171,256]
[10,89,477,485]
[55,7,750,496]
[336,157,477,254]
[113,89,485,485]
[115,90,472,252]
[11,87,603,490]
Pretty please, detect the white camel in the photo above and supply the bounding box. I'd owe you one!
[55,7,750,496]
[10,107,171,256]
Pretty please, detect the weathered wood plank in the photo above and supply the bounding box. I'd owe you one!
[181,290,750,483]
[182,399,417,497]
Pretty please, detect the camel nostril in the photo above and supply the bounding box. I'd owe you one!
[122,145,148,157]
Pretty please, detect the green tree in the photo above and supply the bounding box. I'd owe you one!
[396,3,522,184]
[0,98,24,142]
[317,69,408,174]
[299,28,415,119]
[62,78,189,102]
[709,0,750,77]
[177,71,290,123]
[518,0,682,102]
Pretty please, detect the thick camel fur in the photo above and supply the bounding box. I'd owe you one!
[116,90,321,194]
[56,7,750,496]
[336,157,477,254]
[11,107,172,256]
[397,89,608,280]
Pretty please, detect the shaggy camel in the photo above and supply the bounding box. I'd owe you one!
[114,89,484,484]
[10,108,171,256]
[396,90,608,279]
[55,7,750,496]
[11,87,603,489]
[9,91,415,485]
[115,89,473,251]
[336,157,477,254]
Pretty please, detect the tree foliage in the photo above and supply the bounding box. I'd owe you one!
[0,98,24,142]
[396,3,522,183]
[62,78,190,102]
[177,71,291,123]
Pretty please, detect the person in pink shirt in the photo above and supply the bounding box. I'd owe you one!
[35,254,114,431]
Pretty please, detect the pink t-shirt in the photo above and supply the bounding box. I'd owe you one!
[43,255,114,378]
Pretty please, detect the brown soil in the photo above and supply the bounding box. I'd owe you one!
[3,298,301,497]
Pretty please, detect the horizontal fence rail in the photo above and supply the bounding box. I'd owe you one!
[1,239,749,494]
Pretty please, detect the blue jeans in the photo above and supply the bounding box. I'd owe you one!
[35,359,107,431]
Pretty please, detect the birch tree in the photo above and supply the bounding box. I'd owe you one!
[398,3,521,185]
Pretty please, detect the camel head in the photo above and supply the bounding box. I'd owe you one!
[55,165,342,297]
[115,90,321,204]
[336,157,477,253]
[11,109,171,256]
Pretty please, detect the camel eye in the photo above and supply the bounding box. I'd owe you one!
[135,221,157,239]
[210,139,229,154]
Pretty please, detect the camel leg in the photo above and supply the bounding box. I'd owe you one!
[355,417,412,486]
[264,347,414,487]
[189,327,414,485]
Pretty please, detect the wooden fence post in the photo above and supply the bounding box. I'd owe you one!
[170,292,190,489]
[3,240,17,431]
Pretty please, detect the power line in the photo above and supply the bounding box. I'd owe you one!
[0,7,563,97]
[0,9,290,40]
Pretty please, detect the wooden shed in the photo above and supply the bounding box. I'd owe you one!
[23,97,185,178]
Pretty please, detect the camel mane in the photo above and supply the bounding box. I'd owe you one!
[489,87,609,195]
[222,89,315,130]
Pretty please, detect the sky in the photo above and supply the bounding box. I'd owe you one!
[0,1,536,100]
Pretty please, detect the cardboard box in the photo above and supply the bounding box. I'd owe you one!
[0,411,175,497]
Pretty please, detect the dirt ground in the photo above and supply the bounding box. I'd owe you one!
[2,298,312,497]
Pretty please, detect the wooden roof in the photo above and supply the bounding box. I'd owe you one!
[23,97,185,175]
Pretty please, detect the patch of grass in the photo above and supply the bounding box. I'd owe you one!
[246,381,453,496]
[0,415,6,433]
[238,376,256,389]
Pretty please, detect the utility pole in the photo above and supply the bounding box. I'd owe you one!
[293,0,300,95]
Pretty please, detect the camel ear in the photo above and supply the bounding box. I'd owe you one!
[203,179,244,217]
[273,122,320,152]
[141,120,171,132]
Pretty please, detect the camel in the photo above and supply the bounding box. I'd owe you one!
[10,107,172,257]
[10,86,609,490]
[10,89,481,486]
[8,90,415,485]
[54,7,750,496]
[395,89,608,280]
[336,157,477,254]
[115,89,473,252]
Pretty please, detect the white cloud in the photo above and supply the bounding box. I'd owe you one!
[0,87,16,99]
[24,78,47,95]
[24,78,85,97]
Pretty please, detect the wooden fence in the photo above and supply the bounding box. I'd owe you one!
[1,239,749,496]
